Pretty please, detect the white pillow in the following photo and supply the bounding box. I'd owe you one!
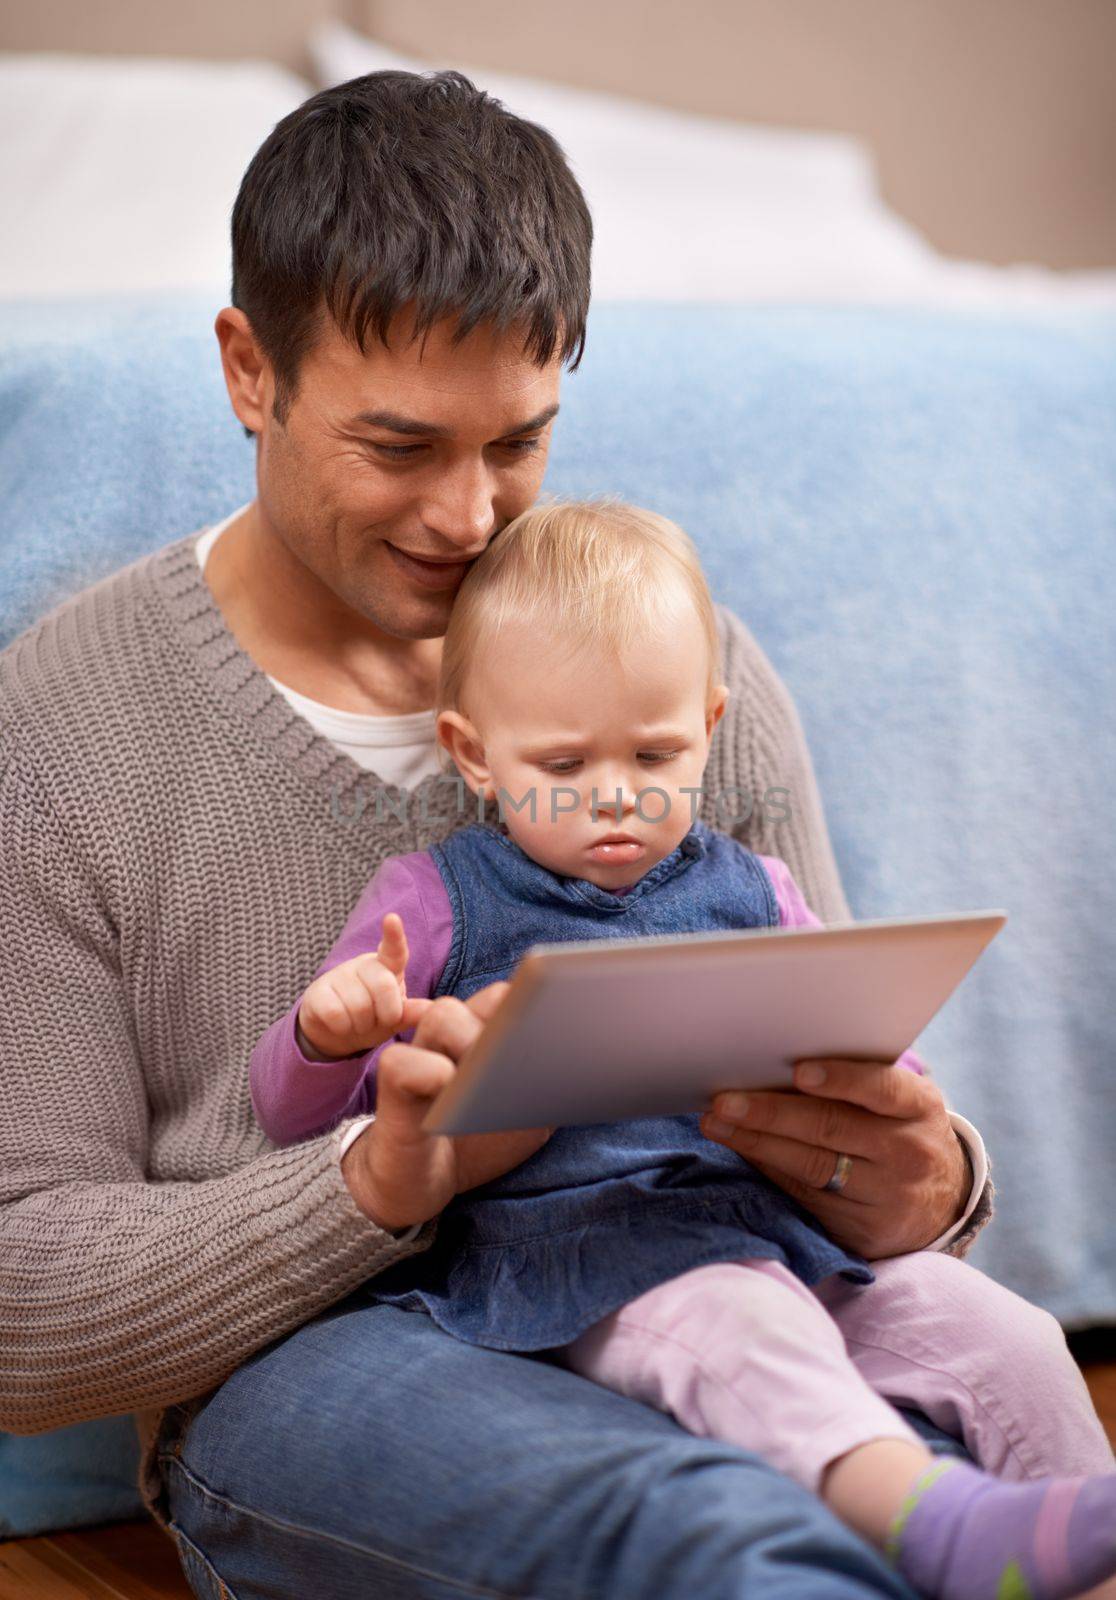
[309,22,1116,308]
[0,53,310,300]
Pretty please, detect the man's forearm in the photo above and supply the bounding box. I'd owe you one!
[0,1128,434,1434]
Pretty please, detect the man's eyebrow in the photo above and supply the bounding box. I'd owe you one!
[346,402,560,439]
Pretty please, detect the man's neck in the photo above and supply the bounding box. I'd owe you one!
[201,501,443,716]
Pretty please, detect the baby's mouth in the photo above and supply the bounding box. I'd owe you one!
[587,836,645,863]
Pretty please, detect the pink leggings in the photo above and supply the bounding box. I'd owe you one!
[553,1250,1114,1495]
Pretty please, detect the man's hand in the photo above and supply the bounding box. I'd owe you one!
[700,1058,971,1260]
[341,981,553,1232]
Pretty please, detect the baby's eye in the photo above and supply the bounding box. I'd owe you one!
[538,752,679,775]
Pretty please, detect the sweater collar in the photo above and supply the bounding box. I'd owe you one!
[145,529,500,852]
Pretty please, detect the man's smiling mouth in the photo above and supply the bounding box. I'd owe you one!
[385,543,475,588]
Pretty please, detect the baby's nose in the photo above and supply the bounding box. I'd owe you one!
[592,778,637,815]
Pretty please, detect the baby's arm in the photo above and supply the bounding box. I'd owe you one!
[249,852,448,1146]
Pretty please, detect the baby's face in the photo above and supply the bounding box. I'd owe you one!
[445,606,727,889]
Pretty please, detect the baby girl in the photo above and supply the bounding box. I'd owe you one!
[249,498,1116,1600]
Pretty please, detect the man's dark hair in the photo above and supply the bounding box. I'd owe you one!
[230,69,593,438]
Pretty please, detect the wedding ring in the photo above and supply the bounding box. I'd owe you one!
[822,1151,853,1193]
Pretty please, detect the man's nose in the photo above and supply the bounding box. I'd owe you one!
[419,457,498,550]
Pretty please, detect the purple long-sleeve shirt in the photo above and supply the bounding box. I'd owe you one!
[249,849,926,1146]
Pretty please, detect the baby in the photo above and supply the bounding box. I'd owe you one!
[249,498,1116,1600]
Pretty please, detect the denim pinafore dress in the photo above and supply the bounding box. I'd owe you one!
[365,817,874,1351]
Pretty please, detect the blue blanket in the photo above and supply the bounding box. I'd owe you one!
[1,293,1111,1542]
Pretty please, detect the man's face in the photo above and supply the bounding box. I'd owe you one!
[245,306,562,640]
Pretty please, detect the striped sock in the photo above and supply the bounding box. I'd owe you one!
[887,1457,1116,1599]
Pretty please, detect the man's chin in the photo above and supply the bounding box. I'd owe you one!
[350,581,455,639]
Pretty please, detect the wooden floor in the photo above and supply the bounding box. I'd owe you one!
[3,1335,1114,1600]
[0,1518,193,1599]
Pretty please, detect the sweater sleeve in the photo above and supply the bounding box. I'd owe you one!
[712,603,853,926]
[755,850,994,1259]
[248,853,453,1147]
[0,743,437,1435]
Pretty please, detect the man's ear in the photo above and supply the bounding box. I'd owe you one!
[706,684,730,738]
[214,307,270,437]
[437,711,493,799]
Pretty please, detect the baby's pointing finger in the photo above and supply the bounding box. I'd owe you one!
[376,913,409,974]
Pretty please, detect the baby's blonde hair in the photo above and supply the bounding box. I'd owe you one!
[436,495,721,769]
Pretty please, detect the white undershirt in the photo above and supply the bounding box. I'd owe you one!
[197,508,988,1252]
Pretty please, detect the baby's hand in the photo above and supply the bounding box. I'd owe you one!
[296,913,431,1061]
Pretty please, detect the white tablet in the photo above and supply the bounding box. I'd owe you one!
[422,910,1007,1135]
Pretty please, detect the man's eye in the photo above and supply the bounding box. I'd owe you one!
[370,437,541,462]
[372,443,423,460]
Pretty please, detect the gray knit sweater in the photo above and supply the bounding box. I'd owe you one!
[0,528,992,1521]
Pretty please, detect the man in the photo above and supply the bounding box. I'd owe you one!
[0,69,990,1596]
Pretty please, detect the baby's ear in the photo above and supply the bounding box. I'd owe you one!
[436,709,491,792]
[706,684,730,736]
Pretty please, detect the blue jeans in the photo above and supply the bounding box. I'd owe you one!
[156,1291,970,1600]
